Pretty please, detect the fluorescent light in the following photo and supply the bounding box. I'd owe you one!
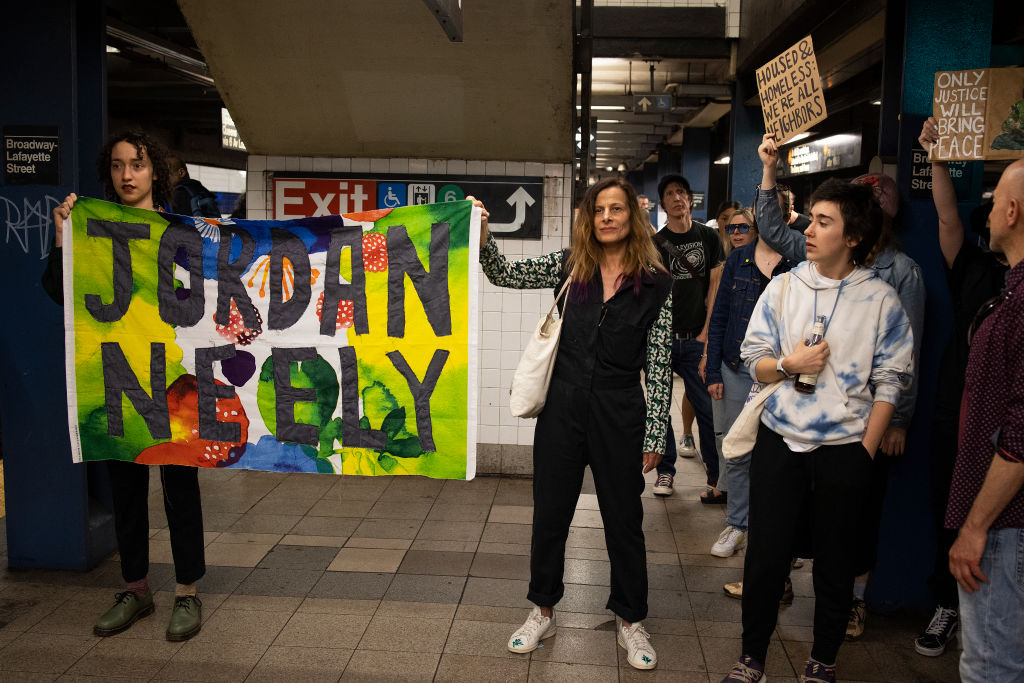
[714,155,730,165]
[788,132,812,143]
[106,45,120,54]
[575,105,628,111]
[871,99,882,105]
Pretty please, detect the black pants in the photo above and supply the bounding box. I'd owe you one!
[927,419,960,609]
[528,377,648,623]
[108,460,205,585]
[852,455,891,577]
[742,425,872,665]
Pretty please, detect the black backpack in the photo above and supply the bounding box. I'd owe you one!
[176,180,221,218]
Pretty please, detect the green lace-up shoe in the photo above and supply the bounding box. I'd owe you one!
[94,591,155,637]
[166,595,202,642]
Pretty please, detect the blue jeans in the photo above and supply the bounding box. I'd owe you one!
[658,338,718,485]
[958,527,1024,683]
[714,362,753,530]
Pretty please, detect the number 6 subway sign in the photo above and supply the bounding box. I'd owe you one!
[273,173,544,239]
[62,197,480,479]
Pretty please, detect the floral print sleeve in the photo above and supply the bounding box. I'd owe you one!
[479,234,564,289]
[643,293,673,454]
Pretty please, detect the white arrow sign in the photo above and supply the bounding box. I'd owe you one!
[637,96,652,112]
[488,186,536,233]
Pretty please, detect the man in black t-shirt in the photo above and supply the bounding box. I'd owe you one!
[651,174,726,500]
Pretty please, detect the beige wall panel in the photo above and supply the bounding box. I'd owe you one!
[179,0,574,162]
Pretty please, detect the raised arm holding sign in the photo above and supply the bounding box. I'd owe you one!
[755,35,828,144]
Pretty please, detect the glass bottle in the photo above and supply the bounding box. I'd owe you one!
[794,315,826,394]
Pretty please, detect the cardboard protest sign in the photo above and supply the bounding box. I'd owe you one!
[984,68,1024,158]
[756,35,827,143]
[930,67,1024,161]
[62,197,479,479]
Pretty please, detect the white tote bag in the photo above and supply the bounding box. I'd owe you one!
[722,379,784,459]
[722,272,790,459]
[509,277,572,418]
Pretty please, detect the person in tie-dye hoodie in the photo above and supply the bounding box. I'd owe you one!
[720,178,913,683]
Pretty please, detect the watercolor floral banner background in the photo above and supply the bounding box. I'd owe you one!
[63,197,479,479]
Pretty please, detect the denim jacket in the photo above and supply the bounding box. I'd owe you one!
[706,239,795,386]
[754,186,925,428]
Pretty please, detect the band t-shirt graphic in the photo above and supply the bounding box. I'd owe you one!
[655,224,724,334]
[668,240,706,281]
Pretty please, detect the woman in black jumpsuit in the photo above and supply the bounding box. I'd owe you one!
[473,178,673,670]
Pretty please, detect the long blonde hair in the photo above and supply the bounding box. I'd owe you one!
[565,178,667,289]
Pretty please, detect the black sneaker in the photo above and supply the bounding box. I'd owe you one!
[721,654,766,682]
[914,606,958,656]
[799,659,836,683]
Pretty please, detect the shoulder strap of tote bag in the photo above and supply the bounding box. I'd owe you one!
[550,275,572,314]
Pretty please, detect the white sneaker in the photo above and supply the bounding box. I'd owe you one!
[618,620,657,670]
[507,606,555,653]
[678,434,697,458]
[652,473,674,496]
[711,526,747,558]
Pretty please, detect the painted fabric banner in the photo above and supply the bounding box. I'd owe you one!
[63,197,479,479]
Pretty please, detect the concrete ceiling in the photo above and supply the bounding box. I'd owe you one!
[178,0,574,162]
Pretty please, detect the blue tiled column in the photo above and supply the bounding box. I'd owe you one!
[681,130,710,223]
[1,0,116,569]
[728,79,764,205]
[868,0,993,610]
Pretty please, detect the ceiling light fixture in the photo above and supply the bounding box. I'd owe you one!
[713,155,730,165]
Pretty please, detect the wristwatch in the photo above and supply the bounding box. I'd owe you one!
[777,356,794,378]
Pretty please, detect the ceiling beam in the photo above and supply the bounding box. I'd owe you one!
[594,38,731,60]
[106,18,214,87]
[420,0,463,42]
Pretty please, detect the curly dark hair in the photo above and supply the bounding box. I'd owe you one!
[96,130,172,208]
[808,178,882,266]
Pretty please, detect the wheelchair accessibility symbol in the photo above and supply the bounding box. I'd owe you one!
[378,183,406,209]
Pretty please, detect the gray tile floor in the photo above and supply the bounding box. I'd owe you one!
[0,392,960,681]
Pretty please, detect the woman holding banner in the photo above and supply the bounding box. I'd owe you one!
[44,130,206,643]
[470,178,673,671]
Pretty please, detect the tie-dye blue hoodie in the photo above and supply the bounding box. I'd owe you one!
[740,260,914,449]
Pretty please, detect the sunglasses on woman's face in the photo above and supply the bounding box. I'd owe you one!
[725,223,753,235]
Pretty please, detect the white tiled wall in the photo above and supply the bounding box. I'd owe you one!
[186,164,246,194]
[726,0,740,38]
[245,155,574,451]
